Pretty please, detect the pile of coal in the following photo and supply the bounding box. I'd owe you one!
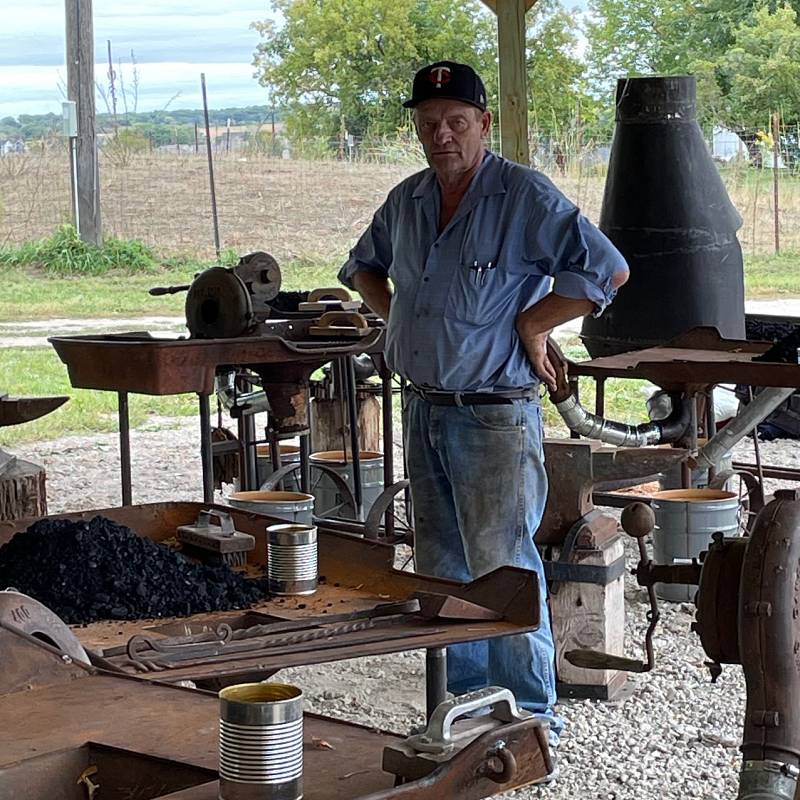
[753,328,800,363]
[0,515,266,624]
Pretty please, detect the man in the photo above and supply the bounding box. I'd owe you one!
[338,60,629,746]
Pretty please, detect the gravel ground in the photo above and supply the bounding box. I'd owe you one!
[12,418,800,799]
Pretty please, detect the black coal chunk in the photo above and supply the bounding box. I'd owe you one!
[0,516,266,624]
[753,328,800,363]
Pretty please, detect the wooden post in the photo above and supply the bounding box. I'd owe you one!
[496,0,530,165]
[65,0,101,245]
[772,111,781,254]
[551,534,627,699]
[311,395,381,456]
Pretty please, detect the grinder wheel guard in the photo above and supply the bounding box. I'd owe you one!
[185,267,254,339]
[185,252,282,339]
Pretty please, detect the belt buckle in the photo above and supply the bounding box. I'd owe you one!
[453,392,464,408]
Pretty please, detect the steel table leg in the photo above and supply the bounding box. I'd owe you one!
[380,359,395,540]
[198,393,214,504]
[118,391,132,506]
[426,647,447,721]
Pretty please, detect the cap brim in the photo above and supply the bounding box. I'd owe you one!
[403,95,486,111]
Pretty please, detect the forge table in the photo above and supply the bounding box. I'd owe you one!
[48,324,389,511]
[568,327,800,504]
[0,501,551,798]
[0,501,541,715]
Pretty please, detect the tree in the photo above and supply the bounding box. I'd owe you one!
[526,0,596,136]
[584,0,688,86]
[585,0,800,138]
[251,0,496,141]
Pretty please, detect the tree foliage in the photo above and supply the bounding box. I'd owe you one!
[585,0,800,132]
[252,0,496,140]
[527,0,597,134]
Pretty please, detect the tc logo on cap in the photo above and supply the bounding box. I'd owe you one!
[428,65,452,88]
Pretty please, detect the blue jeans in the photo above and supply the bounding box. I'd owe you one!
[404,392,562,736]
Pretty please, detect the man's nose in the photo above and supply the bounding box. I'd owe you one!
[433,122,453,144]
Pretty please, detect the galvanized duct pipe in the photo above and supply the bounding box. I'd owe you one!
[694,387,795,471]
[215,371,271,414]
[737,490,800,800]
[554,392,692,447]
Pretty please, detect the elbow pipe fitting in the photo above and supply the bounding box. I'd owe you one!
[554,392,691,448]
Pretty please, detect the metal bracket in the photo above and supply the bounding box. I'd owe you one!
[548,510,621,594]
[544,556,625,587]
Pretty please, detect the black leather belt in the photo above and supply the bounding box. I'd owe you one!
[407,384,536,406]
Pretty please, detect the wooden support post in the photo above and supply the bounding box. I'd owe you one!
[496,0,529,165]
[0,459,47,521]
[551,534,627,700]
[311,395,381,456]
[65,0,101,245]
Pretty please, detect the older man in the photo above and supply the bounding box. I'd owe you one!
[339,60,629,745]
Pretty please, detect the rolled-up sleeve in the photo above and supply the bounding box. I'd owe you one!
[525,206,628,317]
[338,201,393,289]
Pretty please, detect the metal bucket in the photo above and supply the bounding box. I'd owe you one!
[228,491,314,526]
[256,444,301,492]
[218,682,303,800]
[310,450,384,521]
[658,439,733,491]
[267,523,318,596]
[652,488,741,603]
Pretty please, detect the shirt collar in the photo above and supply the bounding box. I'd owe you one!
[411,150,507,200]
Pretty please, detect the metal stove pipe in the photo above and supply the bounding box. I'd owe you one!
[694,387,795,471]
[737,490,800,800]
[554,392,691,447]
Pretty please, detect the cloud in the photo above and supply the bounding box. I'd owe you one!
[0,0,275,114]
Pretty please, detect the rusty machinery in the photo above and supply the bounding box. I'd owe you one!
[0,502,556,799]
[562,491,800,800]
[48,252,409,535]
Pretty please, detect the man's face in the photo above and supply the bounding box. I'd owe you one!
[414,99,491,182]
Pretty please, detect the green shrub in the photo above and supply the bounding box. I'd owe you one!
[0,224,159,275]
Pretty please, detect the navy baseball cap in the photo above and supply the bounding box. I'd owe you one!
[403,61,487,112]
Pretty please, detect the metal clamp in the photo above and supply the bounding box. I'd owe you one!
[406,687,531,755]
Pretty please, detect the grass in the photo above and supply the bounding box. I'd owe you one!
[0,152,797,443]
[744,252,800,297]
[0,347,197,446]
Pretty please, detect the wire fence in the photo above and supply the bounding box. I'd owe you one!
[2,124,799,261]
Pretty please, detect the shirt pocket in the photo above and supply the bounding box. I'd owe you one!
[444,242,539,325]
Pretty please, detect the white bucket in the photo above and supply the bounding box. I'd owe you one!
[651,488,741,603]
[309,450,384,521]
[256,444,301,492]
[228,491,314,526]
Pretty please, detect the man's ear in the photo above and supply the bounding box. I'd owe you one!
[481,111,492,137]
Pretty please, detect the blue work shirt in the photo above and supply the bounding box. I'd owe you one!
[338,150,627,392]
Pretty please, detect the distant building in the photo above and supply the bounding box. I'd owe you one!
[1,139,25,155]
[711,127,748,162]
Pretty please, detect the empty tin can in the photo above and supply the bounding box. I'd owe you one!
[266,523,318,596]
[218,682,304,800]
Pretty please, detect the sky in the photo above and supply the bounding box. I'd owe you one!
[0,0,590,119]
[0,0,274,117]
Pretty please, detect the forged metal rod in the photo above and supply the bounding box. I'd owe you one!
[120,599,422,659]
[126,618,446,671]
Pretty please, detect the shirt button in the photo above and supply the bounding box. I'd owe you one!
[423,277,430,282]
[413,350,419,355]
[433,243,439,248]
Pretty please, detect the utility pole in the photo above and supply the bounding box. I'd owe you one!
[65,0,101,244]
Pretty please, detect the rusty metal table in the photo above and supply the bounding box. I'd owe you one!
[49,324,386,506]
